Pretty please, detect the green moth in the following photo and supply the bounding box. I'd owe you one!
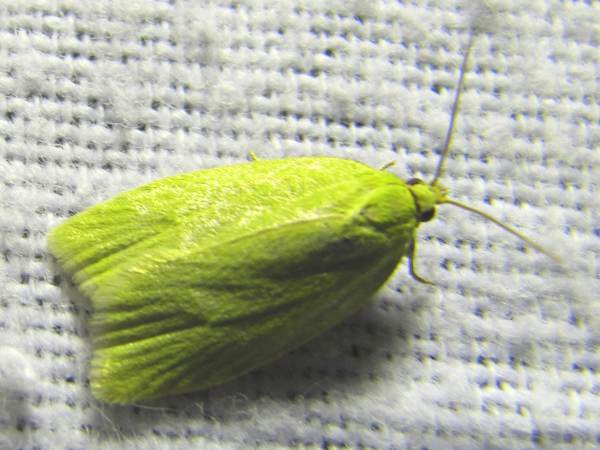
[48,36,552,404]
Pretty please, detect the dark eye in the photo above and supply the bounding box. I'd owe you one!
[407,178,423,185]
[419,208,435,222]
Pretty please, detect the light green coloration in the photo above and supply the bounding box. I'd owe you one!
[48,157,446,404]
[48,34,553,404]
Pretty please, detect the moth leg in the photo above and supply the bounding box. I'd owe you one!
[379,161,395,170]
[408,239,434,285]
[248,151,259,161]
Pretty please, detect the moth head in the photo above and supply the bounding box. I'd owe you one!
[406,178,448,223]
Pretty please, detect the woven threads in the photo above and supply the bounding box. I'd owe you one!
[0,0,598,448]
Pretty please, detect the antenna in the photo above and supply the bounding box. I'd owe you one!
[442,198,562,263]
[426,30,561,266]
[431,31,475,186]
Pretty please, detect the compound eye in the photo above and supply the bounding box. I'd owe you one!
[419,208,436,222]
[407,178,423,185]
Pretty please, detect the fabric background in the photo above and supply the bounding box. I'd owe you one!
[0,0,598,448]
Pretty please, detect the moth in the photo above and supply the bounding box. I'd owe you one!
[49,34,553,404]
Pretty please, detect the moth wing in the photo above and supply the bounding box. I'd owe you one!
[48,158,376,281]
[88,211,408,403]
[49,157,418,403]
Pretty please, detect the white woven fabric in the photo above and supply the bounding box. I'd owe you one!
[1,0,598,448]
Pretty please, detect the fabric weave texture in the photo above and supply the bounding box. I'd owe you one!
[0,1,598,449]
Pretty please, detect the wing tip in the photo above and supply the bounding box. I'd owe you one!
[89,356,137,405]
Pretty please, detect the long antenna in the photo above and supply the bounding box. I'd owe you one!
[442,198,562,263]
[431,31,475,186]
